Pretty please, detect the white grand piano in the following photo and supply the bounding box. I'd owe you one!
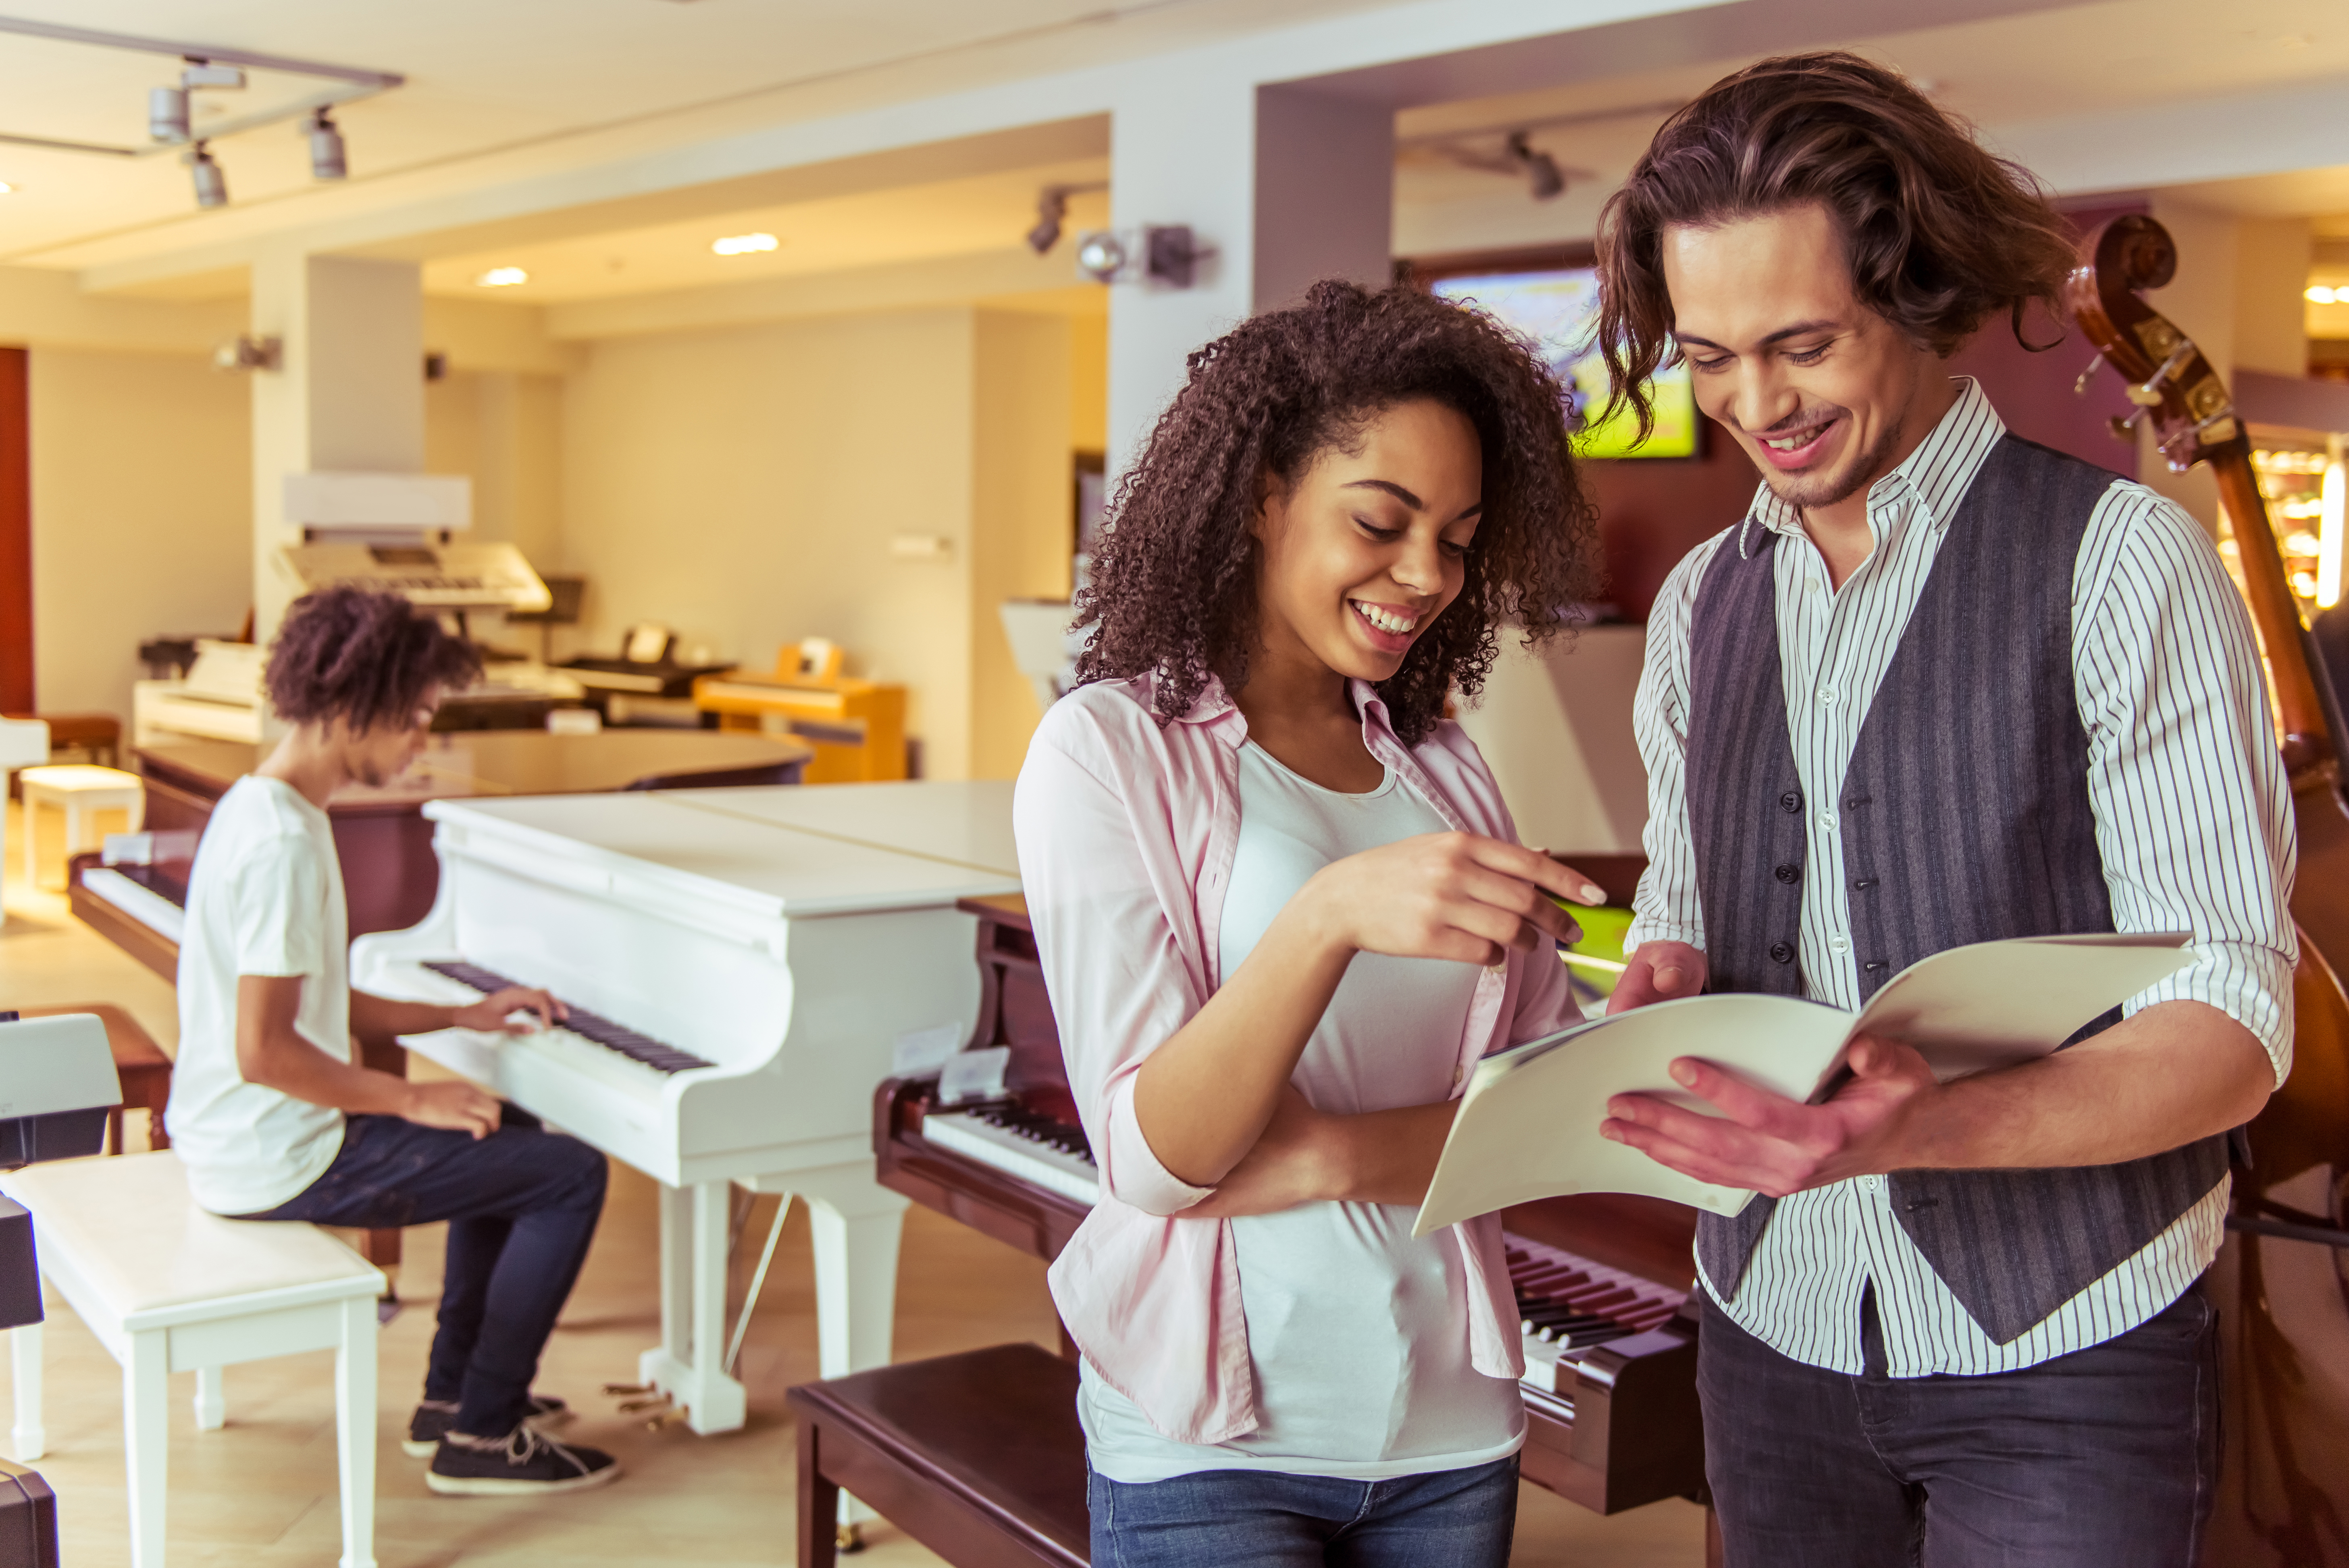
[350,781,1019,1436]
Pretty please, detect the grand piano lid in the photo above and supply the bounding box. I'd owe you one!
[657,780,1018,878]
[424,790,1019,918]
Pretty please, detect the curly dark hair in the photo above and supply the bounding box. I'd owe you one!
[1593,50,2078,436]
[1075,279,1602,746]
[266,587,481,732]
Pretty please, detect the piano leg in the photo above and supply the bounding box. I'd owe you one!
[752,1162,909,1534]
[9,1322,41,1462]
[639,1180,751,1436]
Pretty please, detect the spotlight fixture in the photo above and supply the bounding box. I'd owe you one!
[0,182,13,195]
[1075,230,1127,283]
[210,334,281,373]
[1027,188,1069,254]
[305,108,346,180]
[1508,132,1566,200]
[148,85,189,143]
[476,266,528,287]
[2310,285,2341,306]
[187,141,226,208]
[179,60,246,90]
[711,232,778,256]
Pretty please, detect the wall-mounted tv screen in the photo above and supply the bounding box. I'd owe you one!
[1431,267,1699,460]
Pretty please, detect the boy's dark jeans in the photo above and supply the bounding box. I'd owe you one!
[240,1105,608,1437]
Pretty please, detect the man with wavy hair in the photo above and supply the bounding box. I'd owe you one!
[166,587,622,1497]
[1590,52,2293,1563]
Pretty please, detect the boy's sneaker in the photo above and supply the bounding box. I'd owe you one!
[426,1425,620,1496]
[403,1393,572,1459]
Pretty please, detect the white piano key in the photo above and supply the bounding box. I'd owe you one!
[79,867,185,944]
[921,1111,1102,1208]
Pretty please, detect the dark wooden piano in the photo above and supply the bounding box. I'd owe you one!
[866,891,1712,1560]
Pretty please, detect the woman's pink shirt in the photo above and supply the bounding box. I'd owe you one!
[1011,671,1583,1445]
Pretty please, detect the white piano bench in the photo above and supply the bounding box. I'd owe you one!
[0,1152,383,1568]
[18,765,143,891]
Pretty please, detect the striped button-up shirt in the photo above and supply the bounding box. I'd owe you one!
[1626,379,2296,1376]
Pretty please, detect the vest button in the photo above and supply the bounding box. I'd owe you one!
[1773,863,1800,884]
[1769,942,1794,963]
[1778,790,1802,814]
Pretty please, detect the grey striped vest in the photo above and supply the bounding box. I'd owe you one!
[1685,435,2228,1345]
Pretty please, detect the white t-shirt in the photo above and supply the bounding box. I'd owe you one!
[167,775,352,1215]
[1079,740,1525,1482]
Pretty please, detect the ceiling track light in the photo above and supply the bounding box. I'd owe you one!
[1507,132,1567,201]
[1027,181,1108,255]
[0,19,401,210]
[187,141,226,208]
[306,107,346,180]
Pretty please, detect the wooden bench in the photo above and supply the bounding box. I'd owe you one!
[788,1342,1086,1568]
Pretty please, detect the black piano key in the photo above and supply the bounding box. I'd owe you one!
[422,960,714,1075]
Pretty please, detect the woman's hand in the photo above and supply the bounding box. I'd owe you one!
[1302,832,1604,967]
[1185,1088,1347,1217]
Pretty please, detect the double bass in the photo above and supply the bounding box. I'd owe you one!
[2070,214,2349,1568]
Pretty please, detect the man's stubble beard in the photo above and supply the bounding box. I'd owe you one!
[1754,414,1906,516]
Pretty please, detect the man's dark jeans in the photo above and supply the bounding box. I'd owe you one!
[241,1106,608,1438]
[1698,1285,2218,1567]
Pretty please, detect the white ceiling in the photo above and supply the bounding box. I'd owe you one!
[0,0,1384,264]
[4,0,2347,312]
[424,156,1111,301]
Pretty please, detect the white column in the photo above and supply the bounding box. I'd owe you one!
[249,251,426,643]
[1106,73,1394,478]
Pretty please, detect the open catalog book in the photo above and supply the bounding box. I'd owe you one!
[1412,932,2196,1236]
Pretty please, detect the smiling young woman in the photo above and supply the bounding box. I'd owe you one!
[1012,279,1607,1566]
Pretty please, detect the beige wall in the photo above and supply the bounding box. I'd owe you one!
[1070,312,1109,453]
[560,305,1074,780]
[28,348,254,724]
[972,311,1075,779]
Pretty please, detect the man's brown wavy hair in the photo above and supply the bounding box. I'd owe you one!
[1075,279,1601,747]
[1593,51,2078,436]
[267,586,481,733]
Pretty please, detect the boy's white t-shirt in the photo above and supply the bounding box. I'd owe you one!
[1078,740,1524,1483]
[166,775,353,1215]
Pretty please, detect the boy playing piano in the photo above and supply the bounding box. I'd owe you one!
[166,586,622,1496]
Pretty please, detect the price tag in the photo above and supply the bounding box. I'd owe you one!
[940,1046,1012,1105]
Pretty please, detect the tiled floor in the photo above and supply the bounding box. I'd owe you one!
[0,798,1706,1565]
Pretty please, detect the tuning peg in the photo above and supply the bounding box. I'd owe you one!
[2074,352,2106,397]
[2109,410,2146,445]
[2126,383,2167,408]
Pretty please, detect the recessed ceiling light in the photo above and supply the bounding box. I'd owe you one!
[476,266,528,287]
[712,232,778,256]
[2310,285,2341,306]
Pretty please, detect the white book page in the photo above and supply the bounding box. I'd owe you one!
[1414,994,1851,1231]
[1412,932,2195,1237]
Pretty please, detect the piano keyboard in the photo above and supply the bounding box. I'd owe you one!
[80,865,188,944]
[915,1098,1689,1396]
[422,961,715,1075]
[920,1102,1101,1206]
[1507,1235,1687,1395]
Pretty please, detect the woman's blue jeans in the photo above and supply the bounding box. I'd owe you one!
[1088,1454,1519,1568]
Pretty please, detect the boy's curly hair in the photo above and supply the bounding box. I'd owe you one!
[1075,279,1602,746]
[266,587,481,733]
